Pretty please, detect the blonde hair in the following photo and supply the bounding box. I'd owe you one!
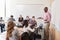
[6,21,15,38]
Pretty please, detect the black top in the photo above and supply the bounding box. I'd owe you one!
[23,20,29,27]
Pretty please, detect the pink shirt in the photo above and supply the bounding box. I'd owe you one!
[44,12,51,22]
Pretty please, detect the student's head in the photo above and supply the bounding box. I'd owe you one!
[26,16,29,18]
[25,16,29,20]
[0,17,2,20]
[7,21,15,37]
[44,7,48,13]
[10,15,13,18]
[32,16,35,21]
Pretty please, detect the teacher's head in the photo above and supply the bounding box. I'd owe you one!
[44,7,48,13]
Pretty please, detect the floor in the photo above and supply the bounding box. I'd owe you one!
[0,31,6,40]
[55,30,60,40]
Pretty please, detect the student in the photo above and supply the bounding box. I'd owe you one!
[0,17,5,33]
[8,15,15,21]
[27,23,41,40]
[23,23,35,40]
[18,15,24,22]
[16,20,24,28]
[15,22,30,40]
[15,23,24,40]
[6,21,20,40]
[17,15,23,28]
[40,7,51,40]
[28,16,37,40]
[29,16,37,29]
[23,16,30,27]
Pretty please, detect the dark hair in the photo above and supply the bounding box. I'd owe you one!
[18,17,23,22]
[32,16,35,18]
[21,32,29,40]
[44,7,48,12]
[0,17,2,19]
[10,15,13,17]
[44,7,48,9]
[26,16,29,17]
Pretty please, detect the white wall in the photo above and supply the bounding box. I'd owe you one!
[0,0,5,19]
[6,0,51,20]
[51,0,60,31]
[6,4,45,20]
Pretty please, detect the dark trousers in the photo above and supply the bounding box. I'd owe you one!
[0,24,5,33]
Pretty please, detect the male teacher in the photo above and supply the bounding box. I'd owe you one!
[40,7,51,40]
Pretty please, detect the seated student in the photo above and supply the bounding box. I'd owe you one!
[15,22,30,40]
[26,24,41,40]
[27,24,34,40]
[6,21,20,40]
[18,15,24,22]
[23,16,30,27]
[16,17,24,28]
[29,16,37,29]
[23,20,28,28]
[8,15,15,21]
[0,17,5,33]
[28,16,41,40]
